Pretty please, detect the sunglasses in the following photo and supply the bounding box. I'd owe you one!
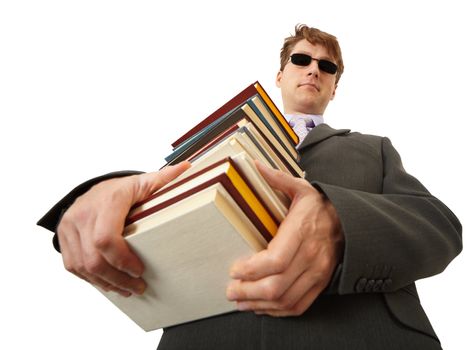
[290,53,338,75]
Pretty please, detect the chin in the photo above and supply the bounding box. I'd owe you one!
[296,99,320,114]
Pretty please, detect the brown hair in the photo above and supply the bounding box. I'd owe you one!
[280,24,344,84]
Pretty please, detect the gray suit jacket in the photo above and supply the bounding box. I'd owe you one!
[37,124,462,350]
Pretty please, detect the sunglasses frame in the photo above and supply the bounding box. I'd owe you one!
[290,53,338,75]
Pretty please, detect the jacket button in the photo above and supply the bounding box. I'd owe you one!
[355,278,367,292]
[382,278,393,291]
[364,279,375,292]
[373,279,383,292]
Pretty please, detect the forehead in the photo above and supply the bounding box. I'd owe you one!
[291,39,332,59]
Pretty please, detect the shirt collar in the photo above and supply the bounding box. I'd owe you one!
[285,113,324,128]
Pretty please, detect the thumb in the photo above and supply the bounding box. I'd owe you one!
[132,161,192,203]
[254,159,302,200]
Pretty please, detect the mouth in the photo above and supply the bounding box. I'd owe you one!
[298,83,319,91]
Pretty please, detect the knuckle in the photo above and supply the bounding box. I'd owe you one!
[262,281,282,301]
[277,297,294,311]
[84,255,105,275]
[276,171,290,184]
[295,177,309,187]
[302,240,320,262]
[308,269,324,285]
[134,173,153,196]
[268,254,287,273]
[299,217,317,237]
[63,261,75,274]
[76,264,90,277]
[318,254,334,274]
[114,256,131,273]
[93,233,114,250]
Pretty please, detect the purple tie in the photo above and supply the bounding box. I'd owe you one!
[289,116,315,145]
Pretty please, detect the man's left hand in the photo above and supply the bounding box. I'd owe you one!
[226,160,344,317]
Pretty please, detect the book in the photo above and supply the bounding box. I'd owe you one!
[171,81,298,149]
[165,102,301,174]
[133,151,289,224]
[159,123,295,206]
[100,81,300,331]
[102,182,265,331]
[128,157,279,242]
[101,157,281,330]
[167,98,298,165]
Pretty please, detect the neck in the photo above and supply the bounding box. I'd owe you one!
[284,109,324,116]
[283,104,325,116]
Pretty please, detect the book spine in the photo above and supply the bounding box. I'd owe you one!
[188,124,240,163]
[254,82,299,146]
[171,84,257,148]
[127,172,275,243]
[165,106,248,165]
[247,98,297,162]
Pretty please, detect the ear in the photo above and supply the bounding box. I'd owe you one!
[276,71,283,88]
[330,83,337,100]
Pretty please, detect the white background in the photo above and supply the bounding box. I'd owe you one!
[1,1,473,349]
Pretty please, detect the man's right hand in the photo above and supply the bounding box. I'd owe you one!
[56,161,191,297]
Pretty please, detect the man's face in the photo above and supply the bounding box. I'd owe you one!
[276,39,338,115]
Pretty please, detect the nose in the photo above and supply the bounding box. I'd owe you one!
[306,60,320,77]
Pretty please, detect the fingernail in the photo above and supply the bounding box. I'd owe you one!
[119,290,132,298]
[127,270,141,279]
[226,288,237,301]
[237,302,250,311]
[134,281,147,295]
[229,266,244,279]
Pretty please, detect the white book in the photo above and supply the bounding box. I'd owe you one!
[101,183,266,331]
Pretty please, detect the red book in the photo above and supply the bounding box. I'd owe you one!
[127,157,279,242]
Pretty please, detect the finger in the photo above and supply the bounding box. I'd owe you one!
[80,213,148,290]
[252,284,322,317]
[227,243,309,301]
[80,247,146,295]
[102,285,132,297]
[90,205,146,279]
[229,197,313,281]
[254,159,306,200]
[227,273,293,303]
[229,228,301,281]
[58,221,121,292]
[133,161,192,202]
[234,268,326,313]
[80,224,146,295]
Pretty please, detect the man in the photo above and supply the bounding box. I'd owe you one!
[38,24,462,349]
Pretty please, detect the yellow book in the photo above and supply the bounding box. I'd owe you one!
[255,81,299,145]
[128,157,278,242]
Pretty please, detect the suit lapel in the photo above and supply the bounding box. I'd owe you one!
[297,123,351,151]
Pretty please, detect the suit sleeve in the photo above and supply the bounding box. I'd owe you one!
[314,137,462,295]
[36,170,144,252]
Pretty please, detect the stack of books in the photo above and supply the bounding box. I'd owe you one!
[101,81,303,331]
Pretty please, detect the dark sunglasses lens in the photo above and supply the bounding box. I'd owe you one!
[291,54,312,66]
[318,60,338,75]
